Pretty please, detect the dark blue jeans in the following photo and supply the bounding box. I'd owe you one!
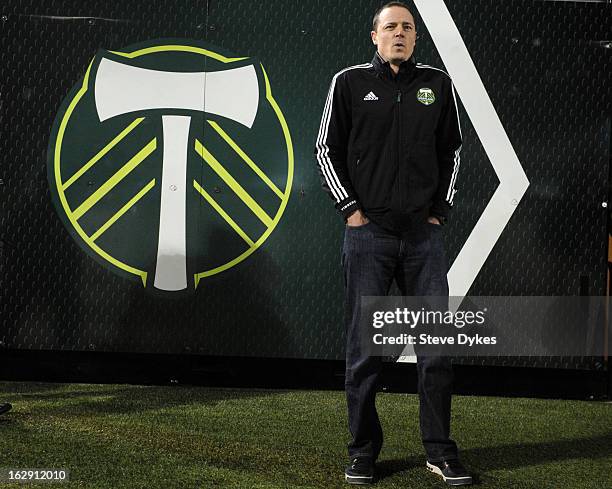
[342,220,458,463]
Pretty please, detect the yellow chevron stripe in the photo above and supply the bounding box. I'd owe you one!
[193,180,255,247]
[194,139,272,227]
[62,117,145,190]
[73,138,156,220]
[90,179,155,242]
[207,120,283,199]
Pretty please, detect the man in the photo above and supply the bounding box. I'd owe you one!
[315,2,472,486]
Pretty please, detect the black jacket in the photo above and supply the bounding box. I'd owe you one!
[315,52,462,232]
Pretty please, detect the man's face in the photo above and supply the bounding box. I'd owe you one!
[371,6,416,65]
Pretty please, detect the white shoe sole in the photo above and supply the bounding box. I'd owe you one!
[426,461,473,486]
[345,473,374,485]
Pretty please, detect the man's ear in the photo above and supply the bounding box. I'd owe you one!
[371,30,377,45]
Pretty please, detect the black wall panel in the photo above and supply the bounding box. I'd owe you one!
[0,1,610,369]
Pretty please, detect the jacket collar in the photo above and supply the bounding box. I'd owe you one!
[371,51,416,80]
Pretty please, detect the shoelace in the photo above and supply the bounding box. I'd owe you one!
[444,459,466,473]
[351,458,371,471]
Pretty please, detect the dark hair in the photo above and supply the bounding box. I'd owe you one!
[372,1,415,31]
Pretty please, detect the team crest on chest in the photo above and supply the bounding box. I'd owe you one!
[416,88,435,105]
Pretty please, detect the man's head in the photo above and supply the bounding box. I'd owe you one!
[371,2,416,67]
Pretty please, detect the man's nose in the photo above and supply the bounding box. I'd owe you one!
[394,28,404,37]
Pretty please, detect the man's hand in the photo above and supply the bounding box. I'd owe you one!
[346,209,370,227]
[427,216,441,225]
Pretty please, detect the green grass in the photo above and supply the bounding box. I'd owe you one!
[0,382,610,488]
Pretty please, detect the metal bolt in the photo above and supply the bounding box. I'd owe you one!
[88,19,95,25]
[511,37,519,44]
[213,186,221,193]
[170,184,177,191]
[511,199,518,205]
[87,181,94,186]
[1,15,7,22]
[209,25,216,31]
[602,202,608,208]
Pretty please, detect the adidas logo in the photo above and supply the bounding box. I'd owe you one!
[363,91,378,101]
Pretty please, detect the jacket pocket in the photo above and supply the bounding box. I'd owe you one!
[354,140,391,210]
[345,146,360,186]
[404,141,438,210]
[410,141,438,186]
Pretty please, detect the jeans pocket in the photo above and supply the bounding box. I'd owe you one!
[346,221,374,231]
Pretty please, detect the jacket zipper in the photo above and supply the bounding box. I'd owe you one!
[396,88,403,209]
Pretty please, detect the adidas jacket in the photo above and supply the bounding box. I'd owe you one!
[315,52,462,232]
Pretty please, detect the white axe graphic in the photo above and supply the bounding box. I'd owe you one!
[94,56,260,291]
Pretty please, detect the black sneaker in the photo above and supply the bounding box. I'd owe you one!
[345,456,375,485]
[426,459,473,486]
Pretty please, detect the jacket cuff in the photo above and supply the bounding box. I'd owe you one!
[430,201,451,222]
[337,198,361,220]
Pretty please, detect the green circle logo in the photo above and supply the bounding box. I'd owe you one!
[47,39,293,292]
[417,87,436,105]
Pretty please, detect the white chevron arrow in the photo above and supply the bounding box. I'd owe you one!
[399,0,530,361]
